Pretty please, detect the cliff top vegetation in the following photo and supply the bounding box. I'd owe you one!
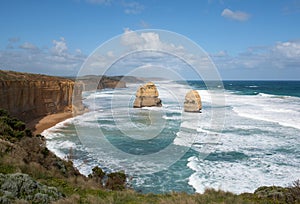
[0,70,72,82]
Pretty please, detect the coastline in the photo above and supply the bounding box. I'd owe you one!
[28,112,74,135]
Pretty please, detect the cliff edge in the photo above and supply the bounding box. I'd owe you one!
[0,70,84,123]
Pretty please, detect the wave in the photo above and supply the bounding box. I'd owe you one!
[187,154,300,194]
[226,91,300,130]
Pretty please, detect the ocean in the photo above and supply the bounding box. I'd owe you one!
[42,80,300,194]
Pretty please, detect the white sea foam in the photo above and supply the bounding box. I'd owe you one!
[229,93,300,130]
[187,155,300,194]
[186,90,300,193]
[46,140,67,159]
[162,115,182,120]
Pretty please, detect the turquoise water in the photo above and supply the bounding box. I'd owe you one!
[42,81,300,194]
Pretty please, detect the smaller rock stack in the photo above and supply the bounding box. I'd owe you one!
[184,90,202,112]
[133,82,162,108]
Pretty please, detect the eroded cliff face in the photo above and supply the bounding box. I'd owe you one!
[0,71,84,122]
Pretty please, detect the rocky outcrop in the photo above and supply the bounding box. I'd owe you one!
[98,76,126,89]
[77,75,126,91]
[0,70,84,122]
[184,90,202,112]
[133,82,162,108]
[0,173,63,203]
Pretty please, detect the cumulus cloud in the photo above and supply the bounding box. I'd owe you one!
[82,28,217,79]
[273,41,300,58]
[19,42,38,50]
[52,37,68,56]
[120,28,187,54]
[0,38,85,76]
[221,8,250,21]
[212,39,300,79]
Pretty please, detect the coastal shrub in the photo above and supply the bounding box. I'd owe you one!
[13,121,26,131]
[0,120,13,137]
[105,171,126,191]
[0,109,9,117]
[0,162,16,174]
[41,147,50,157]
[0,110,28,142]
[89,166,106,183]
[25,128,33,137]
[289,180,300,203]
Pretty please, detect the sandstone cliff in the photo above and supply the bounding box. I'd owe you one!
[133,82,162,108]
[0,70,84,122]
[77,75,126,91]
[184,90,202,112]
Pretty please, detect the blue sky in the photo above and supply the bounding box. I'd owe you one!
[1,0,300,79]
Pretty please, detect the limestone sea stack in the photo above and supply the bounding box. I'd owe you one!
[184,90,202,112]
[133,82,162,108]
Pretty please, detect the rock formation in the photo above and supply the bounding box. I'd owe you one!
[0,70,84,122]
[184,90,202,112]
[133,82,162,108]
[77,75,127,91]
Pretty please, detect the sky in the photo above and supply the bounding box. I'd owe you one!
[0,0,300,80]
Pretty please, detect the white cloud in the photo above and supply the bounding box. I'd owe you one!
[273,41,300,58]
[120,29,206,70]
[213,50,228,57]
[6,37,20,49]
[139,20,150,28]
[0,37,85,76]
[221,8,250,21]
[213,40,300,71]
[121,28,186,54]
[85,0,144,14]
[19,42,38,50]
[52,37,68,56]
[8,37,20,43]
[122,1,144,14]
[85,0,112,5]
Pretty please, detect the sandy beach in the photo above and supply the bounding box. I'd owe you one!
[29,112,74,135]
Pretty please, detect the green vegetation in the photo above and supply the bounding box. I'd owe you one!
[0,108,299,203]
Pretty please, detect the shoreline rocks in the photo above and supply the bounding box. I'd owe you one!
[133,82,162,108]
[184,90,202,112]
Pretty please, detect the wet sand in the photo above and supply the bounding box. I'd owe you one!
[29,112,73,135]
